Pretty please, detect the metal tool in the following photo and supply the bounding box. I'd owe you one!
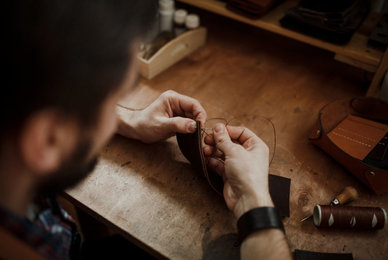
[300,186,359,222]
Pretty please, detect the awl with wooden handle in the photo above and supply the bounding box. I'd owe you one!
[300,186,359,222]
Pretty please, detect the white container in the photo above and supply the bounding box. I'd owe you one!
[159,0,174,32]
[174,9,188,36]
[138,27,207,80]
[185,14,200,30]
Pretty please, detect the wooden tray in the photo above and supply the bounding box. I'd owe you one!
[138,27,207,79]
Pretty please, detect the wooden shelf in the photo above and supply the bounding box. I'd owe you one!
[177,0,384,73]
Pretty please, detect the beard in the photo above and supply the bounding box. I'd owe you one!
[37,137,98,195]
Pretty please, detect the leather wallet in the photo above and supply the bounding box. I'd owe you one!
[176,121,291,217]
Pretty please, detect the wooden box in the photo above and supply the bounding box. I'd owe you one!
[138,27,207,79]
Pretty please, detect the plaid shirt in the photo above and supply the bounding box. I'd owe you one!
[0,196,81,260]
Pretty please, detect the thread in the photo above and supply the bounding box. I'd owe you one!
[202,116,277,165]
[116,103,143,111]
[313,205,387,230]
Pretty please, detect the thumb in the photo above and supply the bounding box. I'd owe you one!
[213,124,235,156]
[167,117,197,134]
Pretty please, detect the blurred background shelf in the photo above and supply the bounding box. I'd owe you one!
[177,0,387,96]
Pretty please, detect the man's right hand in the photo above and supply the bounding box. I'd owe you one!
[204,123,292,260]
[203,123,274,218]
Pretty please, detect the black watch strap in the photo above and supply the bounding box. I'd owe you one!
[237,207,284,243]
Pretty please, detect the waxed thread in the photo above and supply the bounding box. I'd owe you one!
[202,117,277,166]
[117,103,143,111]
[315,205,386,230]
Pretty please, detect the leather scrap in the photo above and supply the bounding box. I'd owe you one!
[176,121,290,217]
[294,249,353,260]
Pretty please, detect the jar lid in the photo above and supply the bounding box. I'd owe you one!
[185,14,200,29]
[174,9,187,24]
[159,0,174,12]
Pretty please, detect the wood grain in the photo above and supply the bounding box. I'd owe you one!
[367,47,388,96]
[65,10,388,260]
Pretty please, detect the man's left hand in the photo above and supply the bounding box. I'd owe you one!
[117,90,207,143]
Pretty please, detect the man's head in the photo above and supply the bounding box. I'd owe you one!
[1,0,157,196]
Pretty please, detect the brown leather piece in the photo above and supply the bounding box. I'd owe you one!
[268,174,290,217]
[177,121,290,217]
[294,249,353,260]
[309,98,388,195]
[177,121,223,194]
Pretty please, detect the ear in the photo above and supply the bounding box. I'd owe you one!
[19,110,78,176]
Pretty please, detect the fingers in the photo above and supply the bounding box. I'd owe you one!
[208,157,225,176]
[204,126,257,145]
[203,145,214,156]
[204,134,214,145]
[167,117,197,134]
[203,145,224,159]
[212,123,237,157]
[164,90,207,125]
[204,125,266,153]
[226,126,257,144]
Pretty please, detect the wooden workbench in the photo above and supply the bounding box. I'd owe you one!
[64,10,388,260]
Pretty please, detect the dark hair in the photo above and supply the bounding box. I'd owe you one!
[2,0,157,136]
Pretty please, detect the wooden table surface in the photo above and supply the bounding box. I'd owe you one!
[65,10,388,260]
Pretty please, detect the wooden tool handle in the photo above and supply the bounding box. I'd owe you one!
[302,186,359,222]
[335,186,359,205]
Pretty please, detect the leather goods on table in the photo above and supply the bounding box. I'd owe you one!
[280,0,370,44]
[176,121,291,217]
[309,97,388,195]
[294,249,353,260]
[226,0,279,19]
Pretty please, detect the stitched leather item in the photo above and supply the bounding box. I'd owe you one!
[177,121,291,217]
[280,0,370,44]
[309,97,388,195]
[327,115,387,160]
[350,97,388,122]
[226,0,278,19]
[177,121,223,193]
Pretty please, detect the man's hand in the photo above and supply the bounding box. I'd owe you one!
[204,124,292,260]
[203,123,273,218]
[117,90,207,143]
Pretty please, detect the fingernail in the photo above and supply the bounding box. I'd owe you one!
[214,124,224,133]
[188,121,197,132]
